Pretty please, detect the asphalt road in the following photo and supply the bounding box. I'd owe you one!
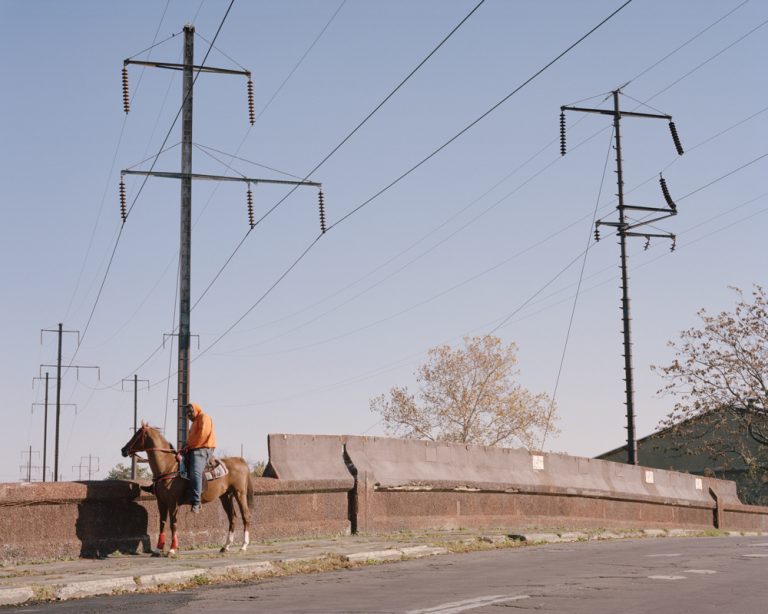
[15,536,768,613]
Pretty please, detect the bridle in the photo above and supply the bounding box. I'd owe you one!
[125,425,181,484]
[125,424,177,457]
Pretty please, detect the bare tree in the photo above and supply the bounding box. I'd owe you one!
[370,335,556,449]
[653,286,768,501]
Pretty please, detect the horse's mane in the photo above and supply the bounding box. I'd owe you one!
[145,425,176,452]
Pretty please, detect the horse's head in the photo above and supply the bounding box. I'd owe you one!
[121,421,149,457]
[121,421,171,457]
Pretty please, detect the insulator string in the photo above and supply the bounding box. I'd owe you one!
[659,175,677,210]
[122,66,130,114]
[247,78,255,125]
[119,179,127,222]
[247,186,254,229]
[669,121,684,155]
[559,111,567,156]
[318,189,327,234]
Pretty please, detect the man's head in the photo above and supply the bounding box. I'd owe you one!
[186,403,202,421]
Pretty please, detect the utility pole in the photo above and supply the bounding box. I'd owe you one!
[19,448,40,482]
[41,324,98,481]
[560,89,684,465]
[122,375,149,479]
[31,397,76,482]
[73,455,100,481]
[31,372,50,482]
[120,24,326,450]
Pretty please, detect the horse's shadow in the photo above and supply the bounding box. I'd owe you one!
[75,480,151,559]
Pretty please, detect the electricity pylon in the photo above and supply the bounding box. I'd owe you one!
[120,25,326,450]
[560,89,684,465]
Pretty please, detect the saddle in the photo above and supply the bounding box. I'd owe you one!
[177,455,228,482]
[140,455,228,496]
[203,456,228,481]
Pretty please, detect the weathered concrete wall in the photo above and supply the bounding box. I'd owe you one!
[2,434,766,564]
[0,478,351,564]
[267,434,353,484]
[272,434,767,534]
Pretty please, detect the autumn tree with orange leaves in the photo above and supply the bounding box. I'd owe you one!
[370,335,556,449]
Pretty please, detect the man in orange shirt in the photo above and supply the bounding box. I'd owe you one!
[184,403,217,513]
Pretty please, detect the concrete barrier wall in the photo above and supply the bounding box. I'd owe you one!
[268,434,766,534]
[0,478,351,565]
[267,434,353,485]
[2,434,765,563]
[269,434,740,507]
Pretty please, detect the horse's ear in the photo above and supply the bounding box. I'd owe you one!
[141,420,147,427]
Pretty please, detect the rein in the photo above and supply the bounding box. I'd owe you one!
[125,426,177,457]
[126,426,181,486]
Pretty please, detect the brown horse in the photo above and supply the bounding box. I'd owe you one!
[121,421,253,555]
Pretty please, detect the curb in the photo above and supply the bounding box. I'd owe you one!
[55,577,137,600]
[0,587,35,607]
[344,545,448,564]
[136,568,209,588]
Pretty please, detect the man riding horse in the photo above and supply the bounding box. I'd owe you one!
[183,402,216,513]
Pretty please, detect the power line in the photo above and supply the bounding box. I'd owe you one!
[64,2,174,323]
[217,143,768,365]
[185,1,632,361]
[624,0,751,86]
[329,0,633,231]
[215,96,767,355]
[113,0,763,390]
[66,0,238,371]
[643,14,768,103]
[184,0,488,324]
[254,0,347,122]
[540,127,614,450]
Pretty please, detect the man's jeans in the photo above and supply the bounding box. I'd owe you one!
[187,448,213,505]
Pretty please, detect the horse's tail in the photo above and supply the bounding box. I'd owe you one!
[247,471,254,508]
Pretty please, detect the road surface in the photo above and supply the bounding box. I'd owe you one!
[16,536,768,613]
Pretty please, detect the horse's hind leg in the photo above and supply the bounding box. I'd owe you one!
[233,489,251,552]
[219,492,236,553]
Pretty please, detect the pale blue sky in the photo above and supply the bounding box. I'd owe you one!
[1,0,766,481]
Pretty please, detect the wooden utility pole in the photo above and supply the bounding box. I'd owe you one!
[73,455,100,481]
[122,375,150,479]
[560,89,684,465]
[19,447,40,482]
[120,24,325,450]
[31,372,51,482]
[40,324,96,481]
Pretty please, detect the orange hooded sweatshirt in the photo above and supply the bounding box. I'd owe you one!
[186,403,217,449]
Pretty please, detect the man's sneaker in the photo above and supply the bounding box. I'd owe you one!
[191,503,202,514]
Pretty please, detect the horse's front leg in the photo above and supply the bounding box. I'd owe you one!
[168,504,179,556]
[156,498,168,554]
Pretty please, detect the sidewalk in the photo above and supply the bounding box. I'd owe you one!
[0,528,754,606]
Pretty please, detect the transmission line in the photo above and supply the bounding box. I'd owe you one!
[65,0,237,374]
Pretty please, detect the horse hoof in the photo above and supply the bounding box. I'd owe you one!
[240,546,248,553]
[151,550,163,558]
[168,549,177,557]
[219,546,228,554]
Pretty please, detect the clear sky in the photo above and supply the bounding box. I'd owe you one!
[1,0,765,482]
